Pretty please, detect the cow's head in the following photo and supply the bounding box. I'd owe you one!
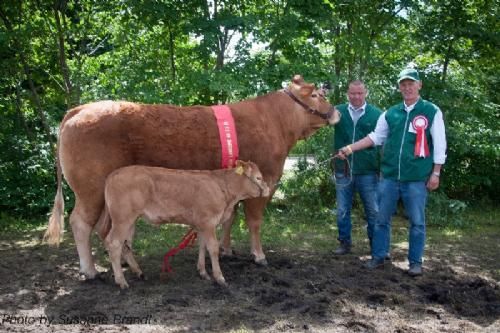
[286,75,341,130]
[235,160,270,197]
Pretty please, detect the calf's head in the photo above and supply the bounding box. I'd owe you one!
[234,160,270,198]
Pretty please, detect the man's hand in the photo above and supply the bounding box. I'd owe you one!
[426,173,440,191]
[336,145,352,160]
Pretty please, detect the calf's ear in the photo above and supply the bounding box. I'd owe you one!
[244,163,252,176]
[235,165,245,175]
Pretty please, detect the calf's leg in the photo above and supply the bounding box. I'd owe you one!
[201,226,226,286]
[105,221,134,289]
[122,240,144,280]
[121,225,136,266]
[105,234,128,289]
[221,205,238,257]
[197,235,211,281]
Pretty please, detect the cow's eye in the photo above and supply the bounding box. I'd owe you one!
[311,93,317,98]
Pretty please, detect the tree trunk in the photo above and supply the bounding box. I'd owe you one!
[347,21,353,81]
[333,26,342,103]
[53,3,75,107]
[15,80,33,141]
[442,40,454,84]
[168,25,176,82]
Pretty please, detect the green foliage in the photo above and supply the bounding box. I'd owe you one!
[276,156,336,220]
[426,191,469,228]
[0,133,55,217]
[0,0,498,220]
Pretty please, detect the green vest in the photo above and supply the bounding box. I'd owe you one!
[333,104,382,175]
[382,98,438,181]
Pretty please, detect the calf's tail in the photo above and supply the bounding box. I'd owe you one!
[95,205,111,241]
[43,145,65,246]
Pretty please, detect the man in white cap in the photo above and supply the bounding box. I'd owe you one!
[337,68,447,276]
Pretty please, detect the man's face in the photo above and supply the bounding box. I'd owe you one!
[347,84,367,108]
[399,79,422,104]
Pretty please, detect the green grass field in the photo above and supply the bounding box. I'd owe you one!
[1,199,498,282]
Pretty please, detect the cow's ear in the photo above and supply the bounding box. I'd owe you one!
[292,75,304,85]
[299,84,315,97]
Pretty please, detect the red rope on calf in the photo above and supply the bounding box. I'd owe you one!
[161,229,198,273]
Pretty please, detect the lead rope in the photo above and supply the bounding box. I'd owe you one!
[331,154,353,188]
[272,154,352,189]
[161,228,198,276]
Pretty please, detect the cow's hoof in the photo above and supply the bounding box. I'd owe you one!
[97,272,108,280]
[199,272,211,281]
[215,278,228,287]
[79,269,101,280]
[255,258,268,266]
[82,272,106,283]
[159,272,170,282]
[118,281,129,289]
[138,273,146,280]
[220,248,235,258]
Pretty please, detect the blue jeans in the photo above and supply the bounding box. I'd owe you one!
[372,178,428,265]
[334,172,379,245]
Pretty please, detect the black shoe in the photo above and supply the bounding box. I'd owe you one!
[333,242,351,255]
[408,264,423,276]
[363,258,385,270]
[384,254,391,261]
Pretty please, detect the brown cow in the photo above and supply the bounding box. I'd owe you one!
[44,75,340,279]
[101,160,269,289]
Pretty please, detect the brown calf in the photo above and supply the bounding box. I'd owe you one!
[101,160,269,289]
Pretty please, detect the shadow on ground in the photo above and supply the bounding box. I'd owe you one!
[0,231,499,333]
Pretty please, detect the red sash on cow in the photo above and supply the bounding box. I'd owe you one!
[212,105,239,169]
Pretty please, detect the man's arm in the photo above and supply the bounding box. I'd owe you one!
[427,109,447,191]
[337,112,388,158]
[338,136,375,158]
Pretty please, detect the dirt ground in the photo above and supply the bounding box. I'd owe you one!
[0,226,499,333]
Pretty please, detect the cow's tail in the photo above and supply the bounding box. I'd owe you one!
[43,144,65,246]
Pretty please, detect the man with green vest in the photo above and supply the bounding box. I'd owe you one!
[332,80,382,255]
[337,68,447,276]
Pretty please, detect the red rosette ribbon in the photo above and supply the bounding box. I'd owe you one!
[413,115,430,158]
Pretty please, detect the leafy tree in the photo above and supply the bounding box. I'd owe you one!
[0,0,497,218]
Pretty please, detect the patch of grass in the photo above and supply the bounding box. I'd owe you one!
[0,212,47,233]
[259,204,337,252]
[2,201,498,274]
